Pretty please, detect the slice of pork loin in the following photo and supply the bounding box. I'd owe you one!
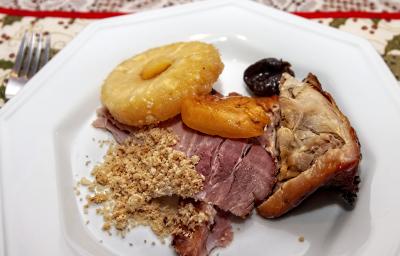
[217,144,276,215]
[257,73,361,218]
[164,117,277,217]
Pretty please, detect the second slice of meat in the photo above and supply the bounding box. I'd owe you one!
[167,118,277,217]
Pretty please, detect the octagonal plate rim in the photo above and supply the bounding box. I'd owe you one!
[0,1,400,255]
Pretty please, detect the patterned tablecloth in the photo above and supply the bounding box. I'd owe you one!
[0,0,400,106]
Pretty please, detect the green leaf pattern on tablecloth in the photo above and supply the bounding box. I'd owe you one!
[0,59,13,70]
[322,18,400,83]
[383,54,400,80]
[384,34,400,55]
[329,18,348,28]
[0,84,5,106]
[1,15,23,27]
[383,34,400,80]
[371,18,381,27]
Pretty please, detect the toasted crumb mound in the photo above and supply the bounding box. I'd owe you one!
[81,127,210,238]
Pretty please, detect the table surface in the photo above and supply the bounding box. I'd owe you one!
[0,0,399,107]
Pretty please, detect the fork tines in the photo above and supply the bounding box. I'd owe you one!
[12,32,51,79]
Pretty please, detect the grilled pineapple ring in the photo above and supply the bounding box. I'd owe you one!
[101,41,224,126]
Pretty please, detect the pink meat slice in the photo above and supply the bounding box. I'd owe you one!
[217,145,276,216]
[195,139,248,212]
[163,118,224,182]
[166,117,276,217]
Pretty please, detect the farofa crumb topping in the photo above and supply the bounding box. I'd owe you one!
[81,128,210,238]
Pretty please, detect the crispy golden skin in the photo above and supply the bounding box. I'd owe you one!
[257,73,361,218]
[101,42,224,126]
[181,94,271,138]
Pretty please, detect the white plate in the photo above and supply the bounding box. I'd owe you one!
[1,0,400,255]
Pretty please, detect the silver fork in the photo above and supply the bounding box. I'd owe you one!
[5,32,51,99]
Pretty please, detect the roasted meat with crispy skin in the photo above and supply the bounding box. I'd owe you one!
[257,73,361,218]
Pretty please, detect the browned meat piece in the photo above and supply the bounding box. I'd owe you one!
[173,211,233,256]
[257,73,361,218]
[204,215,233,251]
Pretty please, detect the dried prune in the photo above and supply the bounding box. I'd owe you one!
[243,58,294,96]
